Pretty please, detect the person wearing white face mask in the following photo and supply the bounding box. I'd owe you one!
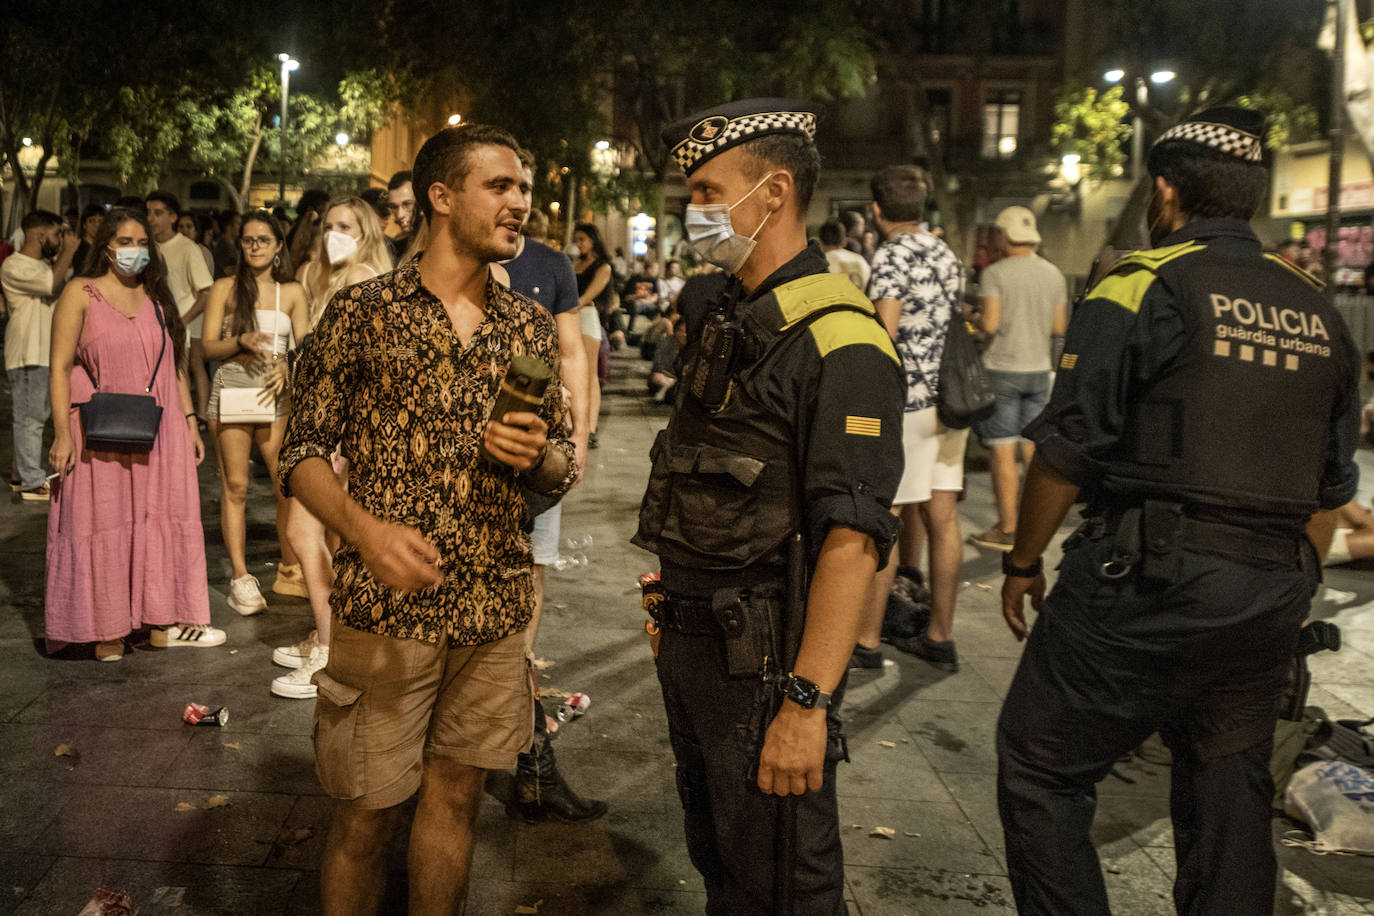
[633,99,905,915]
[296,197,393,326]
[45,207,224,661]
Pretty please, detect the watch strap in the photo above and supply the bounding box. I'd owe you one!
[1002,552,1043,578]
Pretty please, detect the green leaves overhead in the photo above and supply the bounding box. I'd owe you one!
[1052,86,1132,181]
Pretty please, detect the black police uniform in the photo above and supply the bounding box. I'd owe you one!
[635,242,905,915]
[996,217,1360,915]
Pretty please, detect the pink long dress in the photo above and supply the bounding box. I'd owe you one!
[45,284,210,644]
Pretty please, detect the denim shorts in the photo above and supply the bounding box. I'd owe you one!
[976,370,1051,444]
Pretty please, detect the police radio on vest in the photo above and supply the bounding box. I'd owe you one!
[1210,293,1329,341]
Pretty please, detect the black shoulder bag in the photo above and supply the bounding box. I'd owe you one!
[78,299,168,452]
[934,271,995,430]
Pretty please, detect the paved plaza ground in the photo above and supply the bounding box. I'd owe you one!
[1,353,1372,914]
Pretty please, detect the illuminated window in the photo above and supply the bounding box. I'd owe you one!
[983,90,1022,159]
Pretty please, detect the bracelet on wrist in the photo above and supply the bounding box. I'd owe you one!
[1002,553,1043,578]
[185,412,197,419]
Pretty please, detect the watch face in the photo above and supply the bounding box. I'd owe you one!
[787,676,820,708]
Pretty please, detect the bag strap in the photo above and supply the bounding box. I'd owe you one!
[145,297,168,393]
[268,281,282,358]
[79,289,167,393]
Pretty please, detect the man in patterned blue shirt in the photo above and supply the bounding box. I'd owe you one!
[855,164,970,670]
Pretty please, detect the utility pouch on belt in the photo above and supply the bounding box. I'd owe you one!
[1138,500,1185,589]
[712,588,773,677]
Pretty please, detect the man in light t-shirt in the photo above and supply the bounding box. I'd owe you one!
[2,210,79,500]
[969,206,1067,551]
[146,191,212,338]
[820,218,871,292]
[147,191,213,417]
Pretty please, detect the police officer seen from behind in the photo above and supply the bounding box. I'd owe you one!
[634,99,905,915]
[996,106,1359,915]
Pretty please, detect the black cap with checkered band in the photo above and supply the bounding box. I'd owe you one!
[1148,105,1267,170]
[662,98,820,177]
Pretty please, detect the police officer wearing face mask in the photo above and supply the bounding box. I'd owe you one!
[995,106,1360,915]
[634,99,905,915]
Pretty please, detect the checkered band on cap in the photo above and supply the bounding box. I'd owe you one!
[1153,120,1263,163]
[669,110,817,174]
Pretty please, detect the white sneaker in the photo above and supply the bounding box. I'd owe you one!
[227,575,267,616]
[272,630,320,669]
[150,624,227,648]
[271,645,328,699]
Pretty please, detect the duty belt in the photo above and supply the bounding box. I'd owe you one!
[1078,502,1302,583]
[654,584,785,638]
[654,595,727,636]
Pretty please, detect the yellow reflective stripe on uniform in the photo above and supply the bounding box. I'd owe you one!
[1263,253,1324,290]
[776,273,876,328]
[1089,268,1157,315]
[808,309,900,364]
[1115,240,1205,270]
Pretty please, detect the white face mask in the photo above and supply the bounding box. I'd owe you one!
[325,230,359,266]
[683,172,775,274]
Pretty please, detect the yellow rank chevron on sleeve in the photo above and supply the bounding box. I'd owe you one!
[845,415,882,437]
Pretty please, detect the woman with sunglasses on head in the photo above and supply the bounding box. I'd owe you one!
[200,211,309,618]
[46,208,223,661]
[269,196,392,699]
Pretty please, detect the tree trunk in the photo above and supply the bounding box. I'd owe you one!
[239,114,263,209]
[4,147,31,233]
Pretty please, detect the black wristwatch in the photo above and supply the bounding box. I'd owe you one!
[782,673,831,710]
[1002,553,1044,578]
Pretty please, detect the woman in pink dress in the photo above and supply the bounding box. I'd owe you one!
[46,208,225,661]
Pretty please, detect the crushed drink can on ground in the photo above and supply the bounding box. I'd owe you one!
[183,702,229,727]
[557,692,591,722]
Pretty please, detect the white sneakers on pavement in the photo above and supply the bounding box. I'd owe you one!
[272,630,320,669]
[270,645,328,699]
[227,574,268,616]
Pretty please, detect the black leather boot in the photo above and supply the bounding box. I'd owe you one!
[508,728,609,823]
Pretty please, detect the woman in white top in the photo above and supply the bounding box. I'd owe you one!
[269,197,391,700]
[200,211,309,617]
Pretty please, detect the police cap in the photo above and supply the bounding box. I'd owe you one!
[1148,105,1266,170]
[662,98,819,177]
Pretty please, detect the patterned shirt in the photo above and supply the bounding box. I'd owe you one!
[867,231,964,412]
[278,258,576,646]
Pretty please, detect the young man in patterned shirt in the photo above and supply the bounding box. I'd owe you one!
[855,164,970,670]
[278,123,576,916]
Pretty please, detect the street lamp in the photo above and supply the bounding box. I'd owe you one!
[1105,67,1175,183]
[278,53,300,206]
[335,132,349,147]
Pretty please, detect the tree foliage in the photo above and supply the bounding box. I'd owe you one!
[1052,86,1132,181]
[106,66,394,209]
[1234,91,1320,150]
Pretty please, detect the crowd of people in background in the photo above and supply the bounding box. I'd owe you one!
[2,164,1354,686]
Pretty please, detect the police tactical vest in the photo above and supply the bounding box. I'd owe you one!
[634,273,881,575]
[1095,241,1349,517]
